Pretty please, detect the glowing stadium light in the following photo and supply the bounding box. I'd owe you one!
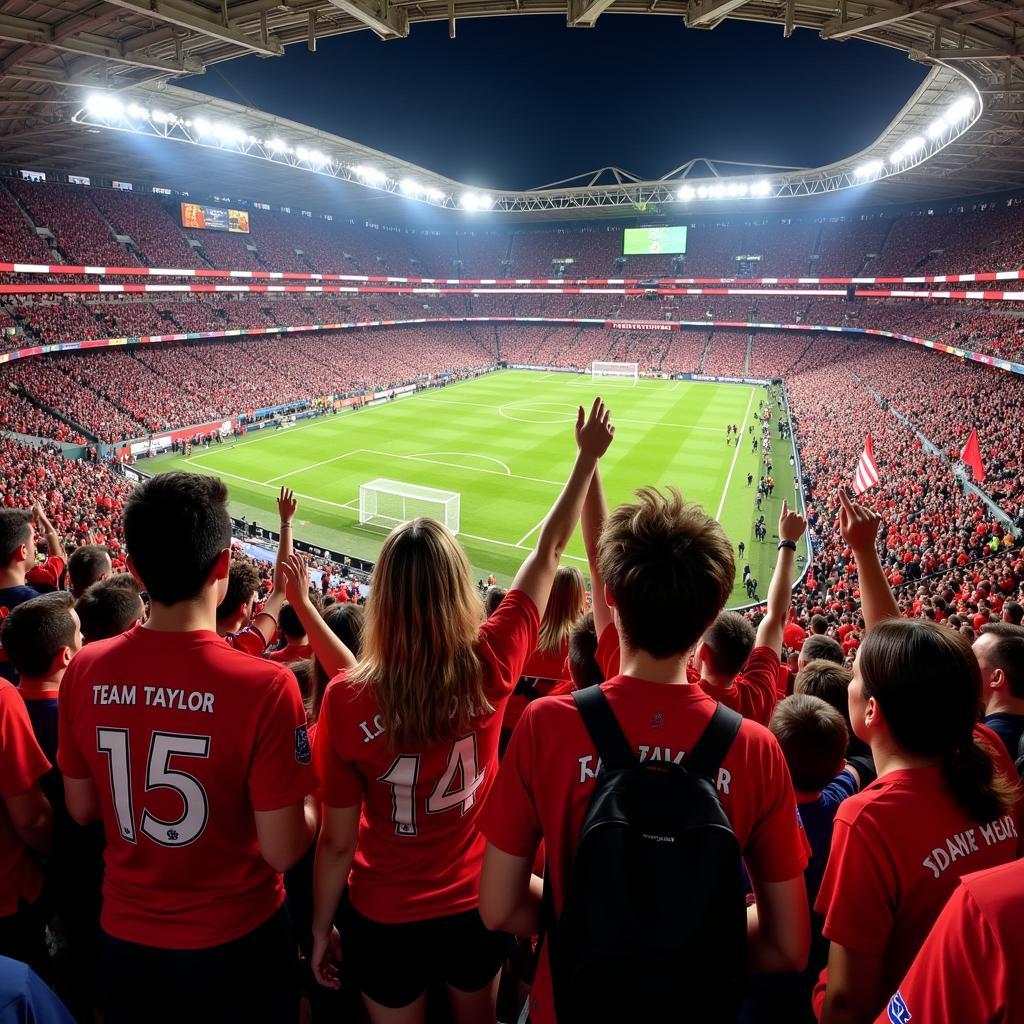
[854,159,883,179]
[726,182,749,198]
[211,122,246,145]
[750,180,773,197]
[425,187,446,202]
[709,183,727,199]
[354,164,387,185]
[945,96,975,124]
[125,103,149,120]
[193,117,212,136]
[926,119,947,140]
[696,185,709,199]
[267,137,287,153]
[307,149,329,166]
[677,184,696,201]
[460,193,480,210]
[399,178,422,195]
[477,194,494,209]
[86,94,124,120]
[890,135,925,164]
[150,109,176,125]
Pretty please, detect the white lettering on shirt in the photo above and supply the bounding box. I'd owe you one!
[576,746,733,795]
[92,684,137,706]
[920,820,1015,879]
[978,815,1018,848]
[140,686,215,713]
[359,714,385,744]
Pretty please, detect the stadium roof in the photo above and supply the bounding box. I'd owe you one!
[1,0,1024,220]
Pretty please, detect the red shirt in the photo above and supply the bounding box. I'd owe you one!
[314,588,539,924]
[814,766,1019,1017]
[268,642,313,664]
[222,623,268,657]
[0,681,49,914]
[58,625,314,948]
[481,675,809,1024]
[502,641,569,734]
[783,622,808,650]
[876,858,1024,1024]
[595,623,780,726]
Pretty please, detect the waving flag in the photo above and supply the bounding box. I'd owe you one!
[960,428,985,483]
[852,434,880,495]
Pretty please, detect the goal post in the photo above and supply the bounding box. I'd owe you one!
[358,478,461,535]
[592,360,639,384]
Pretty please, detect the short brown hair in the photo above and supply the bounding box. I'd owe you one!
[978,622,1024,699]
[770,694,848,793]
[597,487,734,659]
[568,612,603,689]
[217,561,261,622]
[1,591,76,678]
[794,659,853,723]
[702,611,756,679]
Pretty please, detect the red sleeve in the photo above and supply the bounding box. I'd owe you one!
[875,883,1001,1024]
[595,622,620,680]
[477,589,540,702]
[56,669,88,779]
[247,668,316,811]
[478,703,542,858]
[815,810,896,954]
[741,728,810,884]
[0,684,50,797]
[313,681,365,809]
[226,625,268,658]
[735,647,782,726]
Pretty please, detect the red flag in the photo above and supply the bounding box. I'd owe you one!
[961,428,985,483]
[852,434,880,495]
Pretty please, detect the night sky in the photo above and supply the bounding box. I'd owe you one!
[184,16,928,191]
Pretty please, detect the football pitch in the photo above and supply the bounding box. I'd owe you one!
[147,370,807,606]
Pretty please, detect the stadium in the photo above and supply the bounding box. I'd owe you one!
[0,2,1023,1022]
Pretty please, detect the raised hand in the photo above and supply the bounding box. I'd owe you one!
[778,499,806,544]
[280,553,311,608]
[575,397,615,460]
[277,486,297,526]
[838,488,881,552]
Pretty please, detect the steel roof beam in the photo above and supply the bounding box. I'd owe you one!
[684,0,753,28]
[567,0,619,27]
[100,0,283,57]
[821,0,972,40]
[321,0,409,39]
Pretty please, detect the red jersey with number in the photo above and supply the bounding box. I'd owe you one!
[595,623,780,726]
[58,625,314,949]
[314,588,538,924]
[814,765,1019,1018]
[480,675,809,1024]
[0,680,49,914]
[876,858,1024,1024]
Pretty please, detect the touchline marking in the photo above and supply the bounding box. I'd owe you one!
[264,448,365,483]
[715,386,757,522]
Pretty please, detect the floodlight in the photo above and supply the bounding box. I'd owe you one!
[268,137,287,152]
[750,180,772,197]
[854,160,883,179]
[425,187,446,202]
[677,185,696,201]
[726,182,748,198]
[945,96,975,123]
[86,94,124,120]
[400,178,421,195]
[460,193,479,210]
[125,103,149,120]
[354,164,387,185]
[696,185,709,199]
[194,117,211,136]
[308,149,328,165]
[477,194,494,209]
[151,109,175,124]
[926,119,947,140]
[709,183,726,199]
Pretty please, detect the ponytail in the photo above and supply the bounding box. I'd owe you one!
[941,738,1020,824]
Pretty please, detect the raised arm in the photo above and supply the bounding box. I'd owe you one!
[511,398,614,617]
[252,487,296,637]
[581,468,612,635]
[33,502,65,563]
[838,489,899,630]
[755,500,807,655]
[280,554,357,676]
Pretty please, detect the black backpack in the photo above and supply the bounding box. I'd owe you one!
[544,685,748,1024]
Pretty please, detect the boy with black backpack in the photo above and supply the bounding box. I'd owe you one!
[479,484,811,1024]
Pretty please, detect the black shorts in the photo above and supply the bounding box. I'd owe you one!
[340,897,508,1009]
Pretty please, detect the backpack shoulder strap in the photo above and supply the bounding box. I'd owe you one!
[572,685,637,771]
[685,703,743,782]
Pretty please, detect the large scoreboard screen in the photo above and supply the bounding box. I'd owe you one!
[622,226,688,255]
[180,202,250,234]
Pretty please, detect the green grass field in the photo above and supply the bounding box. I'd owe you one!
[147,370,807,606]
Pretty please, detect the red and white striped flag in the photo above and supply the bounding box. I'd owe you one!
[852,434,880,495]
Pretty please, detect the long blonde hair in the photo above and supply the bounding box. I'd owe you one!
[538,565,587,655]
[351,518,489,748]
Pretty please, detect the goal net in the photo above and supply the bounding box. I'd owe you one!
[592,360,639,384]
[358,478,461,535]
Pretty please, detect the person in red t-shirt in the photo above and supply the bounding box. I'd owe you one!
[478,476,811,1024]
[267,602,315,664]
[876,858,1024,1024]
[813,491,1020,1024]
[501,565,586,746]
[311,398,615,1024]
[0,674,51,974]
[216,487,297,657]
[58,473,316,1024]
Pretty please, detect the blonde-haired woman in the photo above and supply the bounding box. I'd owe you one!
[312,399,614,1024]
[501,565,587,750]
